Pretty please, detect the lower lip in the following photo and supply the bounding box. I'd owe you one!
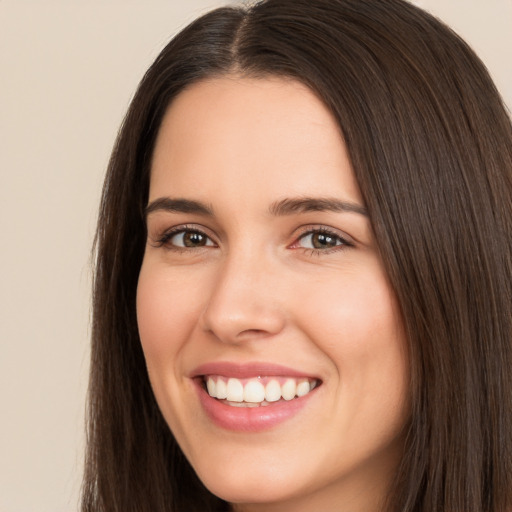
[194,380,316,432]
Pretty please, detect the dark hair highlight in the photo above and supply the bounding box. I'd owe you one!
[82,1,512,511]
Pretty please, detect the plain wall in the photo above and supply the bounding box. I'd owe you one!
[0,1,510,511]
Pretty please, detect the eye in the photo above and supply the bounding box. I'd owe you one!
[293,228,353,252]
[157,227,216,249]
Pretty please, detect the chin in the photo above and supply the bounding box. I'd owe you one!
[193,457,311,506]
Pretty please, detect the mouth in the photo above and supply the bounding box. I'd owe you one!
[191,362,322,431]
[201,375,320,407]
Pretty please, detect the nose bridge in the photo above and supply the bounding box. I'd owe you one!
[200,243,285,343]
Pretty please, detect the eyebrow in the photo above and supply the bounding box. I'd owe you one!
[268,197,368,217]
[145,197,214,217]
[144,196,368,218]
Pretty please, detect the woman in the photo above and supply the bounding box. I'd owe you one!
[82,0,512,511]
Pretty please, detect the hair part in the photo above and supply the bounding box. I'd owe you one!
[82,1,512,511]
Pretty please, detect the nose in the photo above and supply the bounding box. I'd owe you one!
[199,250,286,344]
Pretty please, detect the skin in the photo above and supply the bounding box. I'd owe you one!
[137,76,410,512]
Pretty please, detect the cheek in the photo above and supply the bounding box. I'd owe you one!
[297,263,402,348]
[136,262,202,366]
[296,263,409,417]
[135,262,208,444]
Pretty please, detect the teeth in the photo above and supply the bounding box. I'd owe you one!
[226,378,244,402]
[281,379,296,401]
[265,380,281,402]
[216,379,227,399]
[205,376,318,404]
[244,380,265,403]
[296,380,310,397]
[207,377,216,396]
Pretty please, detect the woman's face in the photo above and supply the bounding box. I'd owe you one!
[137,76,409,511]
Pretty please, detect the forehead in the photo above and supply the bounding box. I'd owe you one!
[149,76,362,207]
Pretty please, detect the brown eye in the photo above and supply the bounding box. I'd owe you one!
[312,232,338,249]
[298,231,344,249]
[169,230,214,248]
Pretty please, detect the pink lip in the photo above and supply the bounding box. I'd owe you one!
[190,361,318,379]
[190,361,320,432]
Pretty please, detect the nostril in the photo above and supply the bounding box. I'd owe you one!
[236,329,272,340]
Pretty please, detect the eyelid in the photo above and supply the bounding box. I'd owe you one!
[151,223,218,249]
[149,222,355,253]
[291,225,355,246]
[288,225,356,255]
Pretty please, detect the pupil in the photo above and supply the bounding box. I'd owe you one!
[184,232,205,247]
[313,233,335,249]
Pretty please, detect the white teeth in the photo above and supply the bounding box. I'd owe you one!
[264,380,282,402]
[281,379,296,401]
[205,376,318,404]
[296,380,310,397]
[207,377,216,396]
[244,380,266,403]
[216,379,227,399]
[226,378,244,402]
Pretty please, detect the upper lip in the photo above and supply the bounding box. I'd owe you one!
[190,361,320,380]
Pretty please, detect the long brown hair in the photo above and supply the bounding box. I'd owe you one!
[82,1,512,510]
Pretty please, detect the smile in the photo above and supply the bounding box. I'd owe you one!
[191,362,322,431]
[204,376,318,406]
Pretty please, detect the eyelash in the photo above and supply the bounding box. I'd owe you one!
[293,227,354,255]
[153,224,212,252]
[153,225,354,255]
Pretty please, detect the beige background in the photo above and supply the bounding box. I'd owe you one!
[0,1,510,511]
